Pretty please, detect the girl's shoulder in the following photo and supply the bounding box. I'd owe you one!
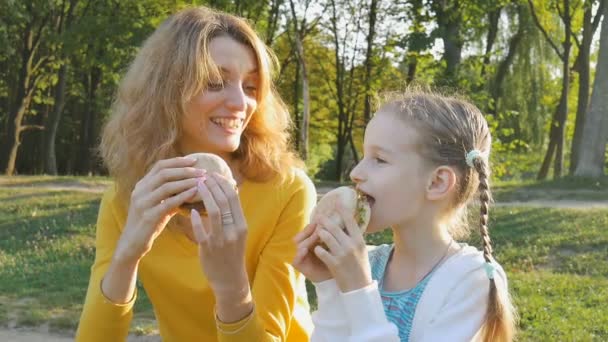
[431,243,509,293]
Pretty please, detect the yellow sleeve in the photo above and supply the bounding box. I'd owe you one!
[75,186,135,341]
[216,169,317,342]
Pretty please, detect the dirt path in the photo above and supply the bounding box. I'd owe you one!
[0,328,160,341]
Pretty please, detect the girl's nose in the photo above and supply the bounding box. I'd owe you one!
[349,161,365,183]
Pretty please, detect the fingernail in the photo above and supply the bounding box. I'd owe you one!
[183,156,197,162]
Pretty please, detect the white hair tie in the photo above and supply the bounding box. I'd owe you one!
[465,149,482,167]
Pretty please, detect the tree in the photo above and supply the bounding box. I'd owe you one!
[529,0,574,179]
[569,0,606,173]
[574,3,608,177]
[2,1,51,175]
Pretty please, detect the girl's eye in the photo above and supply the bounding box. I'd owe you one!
[375,157,387,164]
[207,82,224,91]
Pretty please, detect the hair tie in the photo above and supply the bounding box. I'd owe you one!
[483,262,496,280]
[465,149,482,167]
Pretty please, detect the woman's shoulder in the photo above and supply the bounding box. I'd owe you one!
[99,182,128,218]
[254,167,315,196]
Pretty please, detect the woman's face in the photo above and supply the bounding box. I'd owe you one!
[179,35,259,159]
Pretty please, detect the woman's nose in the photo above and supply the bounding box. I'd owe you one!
[225,83,247,112]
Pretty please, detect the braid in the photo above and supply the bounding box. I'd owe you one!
[474,157,493,263]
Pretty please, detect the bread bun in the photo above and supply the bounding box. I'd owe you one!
[310,186,371,240]
[177,153,235,216]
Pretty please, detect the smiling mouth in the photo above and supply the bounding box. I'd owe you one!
[210,117,243,130]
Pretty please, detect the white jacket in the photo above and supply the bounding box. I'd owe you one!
[310,245,509,342]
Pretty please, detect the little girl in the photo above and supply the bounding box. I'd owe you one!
[293,90,517,341]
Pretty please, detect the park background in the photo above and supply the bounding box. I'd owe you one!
[1,0,607,340]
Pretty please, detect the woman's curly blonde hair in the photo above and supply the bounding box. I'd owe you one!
[100,6,301,200]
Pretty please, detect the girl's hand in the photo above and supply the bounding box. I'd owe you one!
[115,156,204,264]
[292,223,333,283]
[313,206,373,293]
[190,173,250,299]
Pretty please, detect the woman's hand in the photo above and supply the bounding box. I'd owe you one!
[190,172,252,322]
[114,156,204,264]
[313,206,373,293]
[292,223,333,283]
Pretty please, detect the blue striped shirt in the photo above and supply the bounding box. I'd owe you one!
[369,244,435,342]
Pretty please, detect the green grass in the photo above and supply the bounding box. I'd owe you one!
[493,175,608,202]
[0,186,155,334]
[1,176,607,339]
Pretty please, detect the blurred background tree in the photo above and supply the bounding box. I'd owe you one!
[1,0,606,180]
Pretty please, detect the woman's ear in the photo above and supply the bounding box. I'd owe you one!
[426,166,457,201]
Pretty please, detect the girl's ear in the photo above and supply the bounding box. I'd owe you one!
[426,166,457,201]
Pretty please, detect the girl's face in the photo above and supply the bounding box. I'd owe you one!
[179,35,259,159]
[350,110,433,233]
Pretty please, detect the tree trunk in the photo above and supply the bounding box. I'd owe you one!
[265,0,282,46]
[530,0,571,179]
[490,5,524,115]
[45,64,67,175]
[574,3,608,177]
[288,0,311,161]
[570,0,604,174]
[5,19,45,175]
[77,66,101,174]
[480,6,502,80]
[363,0,378,123]
[433,0,463,82]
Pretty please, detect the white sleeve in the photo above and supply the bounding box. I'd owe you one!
[340,281,400,342]
[414,267,508,342]
[311,279,350,341]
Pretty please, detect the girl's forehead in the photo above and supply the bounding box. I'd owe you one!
[366,111,420,149]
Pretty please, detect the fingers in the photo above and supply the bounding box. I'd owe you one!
[146,167,206,192]
[196,180,223,239]
[141,176,202,210]
[294,223,317,244]
[313,245,336,268]
[190,209,209,244]
[210,173,246,231]
[292,247,308,265]
[298,229,321,251]
[149,156,197,175]
[318,216,351,247]
[146,186,198,221]
[337,205,365,243]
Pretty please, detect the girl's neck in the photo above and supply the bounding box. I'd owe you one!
[381,218,455,291]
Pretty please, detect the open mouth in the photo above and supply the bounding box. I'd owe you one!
[356,189,375,207]
[210,117,243,130]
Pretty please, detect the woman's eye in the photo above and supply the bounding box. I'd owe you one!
[207,82,224,91]
[244,84,258,96]
[375,157,386,164]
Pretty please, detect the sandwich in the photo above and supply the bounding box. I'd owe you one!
[309,186,371,245]
[177,152,235,216]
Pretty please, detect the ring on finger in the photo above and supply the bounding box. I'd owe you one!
[221,211,234,226]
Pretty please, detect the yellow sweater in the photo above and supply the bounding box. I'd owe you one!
[76,169,316,341]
